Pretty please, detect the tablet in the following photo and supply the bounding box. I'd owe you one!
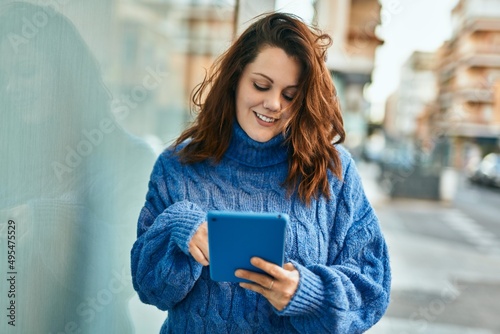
[207,211,288,283]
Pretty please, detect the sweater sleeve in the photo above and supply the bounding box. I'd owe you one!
[130,155,206,311]
[277,159,391,333]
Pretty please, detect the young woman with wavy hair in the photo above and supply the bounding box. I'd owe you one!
[132,12,390,333]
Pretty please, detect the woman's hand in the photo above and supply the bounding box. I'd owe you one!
[188,222,209,266]
[235,257,299,311]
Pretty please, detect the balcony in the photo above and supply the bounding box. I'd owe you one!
[462,54,500,68]
[466,18,500,33]
[438,61,457,84]
[446,122,500,138]
[457,88,494,103]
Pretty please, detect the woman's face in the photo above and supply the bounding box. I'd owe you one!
[235,46,300,142]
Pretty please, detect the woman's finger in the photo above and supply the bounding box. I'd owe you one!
[189,244,209,266]
[239,281,270,296]
[189,222,210,265]
[235,269,273,288]
[192,234,210,261]
[249,257,285,279]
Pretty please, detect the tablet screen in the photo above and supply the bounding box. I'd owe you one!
[207,211,288,282]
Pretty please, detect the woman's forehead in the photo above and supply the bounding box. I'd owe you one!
[245,46,301,87]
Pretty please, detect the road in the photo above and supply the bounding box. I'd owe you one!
[358,163,500,334]
[454,176,500,245]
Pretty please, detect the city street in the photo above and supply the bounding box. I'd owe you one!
[455,178,500,244]
[359,162,500,334]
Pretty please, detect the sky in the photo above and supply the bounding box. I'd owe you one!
[276,0,459,121]
[368,0,459,121]
[276,0,315,23]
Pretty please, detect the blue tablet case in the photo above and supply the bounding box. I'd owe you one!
[207,211,288,283]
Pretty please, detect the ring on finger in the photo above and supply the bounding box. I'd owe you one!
[268,279,275,290]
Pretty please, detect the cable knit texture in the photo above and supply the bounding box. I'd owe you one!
[131,122,391,333]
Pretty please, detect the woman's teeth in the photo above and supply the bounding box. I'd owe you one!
[255,112,276,123]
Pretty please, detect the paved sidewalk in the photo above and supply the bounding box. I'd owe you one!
[356,161,500,334]
[355,161,390,209]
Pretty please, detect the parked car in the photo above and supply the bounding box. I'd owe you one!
[467,153,500,188]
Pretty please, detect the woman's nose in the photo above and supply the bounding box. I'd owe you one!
[263,93,281,112]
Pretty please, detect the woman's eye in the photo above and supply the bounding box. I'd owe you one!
[283,94,294,102]
[253,83,268,91]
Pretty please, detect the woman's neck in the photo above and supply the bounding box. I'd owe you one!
[224,121,289,167]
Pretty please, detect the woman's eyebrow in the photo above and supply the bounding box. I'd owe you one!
[252,72,274,83]
[252,72,298,88]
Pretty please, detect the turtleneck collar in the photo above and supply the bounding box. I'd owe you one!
[224,121,290,167]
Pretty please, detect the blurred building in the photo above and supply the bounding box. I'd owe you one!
[383,91,399,139]
[314,0,383,158]
[395,51,437,140]
[432,0,500,168]
[494,80,500,124]
[110,0,235,146]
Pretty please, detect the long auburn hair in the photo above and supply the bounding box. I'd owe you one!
[175,12,345,204]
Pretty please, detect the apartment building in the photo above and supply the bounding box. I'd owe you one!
[315,0,383,157]
[397,52,437,139]
[433,0,500,168]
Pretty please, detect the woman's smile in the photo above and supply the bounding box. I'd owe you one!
[253,111,279,124]
[235,46,300,142]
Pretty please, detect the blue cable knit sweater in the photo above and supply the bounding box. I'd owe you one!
[131,122,391,333]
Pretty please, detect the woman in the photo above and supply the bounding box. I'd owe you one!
[131,12,391,333]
